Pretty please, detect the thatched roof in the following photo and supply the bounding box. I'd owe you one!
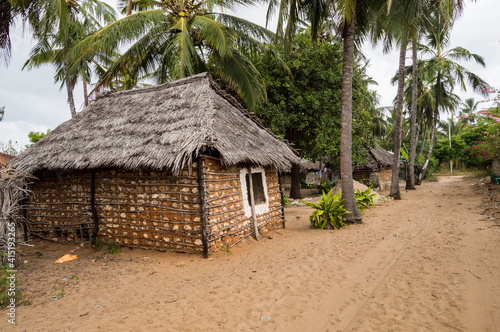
[0,152,14,167]
[10,73,300,174]
[364,145,394,170]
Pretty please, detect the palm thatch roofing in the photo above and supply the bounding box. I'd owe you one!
[363,145,394,170]
[10,73,300,174]
[0,153,14,167]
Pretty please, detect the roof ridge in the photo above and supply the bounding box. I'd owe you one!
[95,73,211,101]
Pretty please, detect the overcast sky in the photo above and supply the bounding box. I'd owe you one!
[0,0,499,148]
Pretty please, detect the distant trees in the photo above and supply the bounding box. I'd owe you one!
[253,30,375,199]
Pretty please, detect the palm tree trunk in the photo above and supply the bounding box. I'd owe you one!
[420,73,441,182]
[389,34,407,200]
[340,14,362,223]
[127,0,132,16]
[406,34,418,190]
[64,61,77,118]
[419,122,427,156]
[83,68,89,107]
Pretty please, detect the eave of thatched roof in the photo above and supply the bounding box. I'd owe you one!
[365,145,394,170]
[10,73,300,174]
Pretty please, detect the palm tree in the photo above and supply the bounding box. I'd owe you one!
[458,98,479,125]
[23,0,117,117]
[68,0,272,111]
[418,11,488,181]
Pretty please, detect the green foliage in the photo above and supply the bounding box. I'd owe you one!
[283,195,290,207]
[318,179,337,195]
[300,179,311,189]
[355,188,376,213]
[57,286,66,297]
[300,189,348,230]
[71,275,79,280]
[433,137,466,164]
[220,244,233,255]
[93,238,102,251]
[252,30,374,165]
[0,264,23,309]
[34,251,43,258]
[416,155,439,178]
[27,130,50,145]
[107,241,121,255]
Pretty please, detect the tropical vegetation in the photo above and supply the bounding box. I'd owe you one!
[0,0,494,227]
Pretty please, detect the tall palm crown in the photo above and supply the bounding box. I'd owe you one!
[69,0,273,110]
[23,0,117,116]
[459,98,479,125]
[420,13,487,96]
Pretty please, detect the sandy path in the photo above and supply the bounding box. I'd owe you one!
[2,176,499,331]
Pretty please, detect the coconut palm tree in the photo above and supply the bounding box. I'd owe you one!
[23,0,117,117]
[458,97,479,125]
[68,0,272,111]
[418,11,488,181]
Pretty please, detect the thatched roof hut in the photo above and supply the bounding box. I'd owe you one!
[364,145,394,171]
[11,73,299,256]
[10,72,299,174]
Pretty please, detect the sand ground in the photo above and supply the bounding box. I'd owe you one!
[2,176,499,331]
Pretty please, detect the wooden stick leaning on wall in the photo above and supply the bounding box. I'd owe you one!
[197,156,209,258]
[278,171,286,229]
[90,169,100,247]
[247,166,259,240]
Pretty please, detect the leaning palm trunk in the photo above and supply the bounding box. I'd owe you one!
[64,61,77,118]
[420,73,441,182]
[418,122,427,157]
[389,34,407,200]
[340,16,361,223]
[406,34,419,190]
[0,168,34,266]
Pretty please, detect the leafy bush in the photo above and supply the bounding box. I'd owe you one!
[300,179,311,189]
[107,242,121,255]
[300,189,348,229]
[283,195,290,207]
[355,188,376,213]
[415,155,440,179]
[318,179,338,194]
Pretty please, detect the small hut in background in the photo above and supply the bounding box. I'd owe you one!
[352,145,394,190]
[10,73,300,256]
[0,152,15,170]
[281,159,324,192]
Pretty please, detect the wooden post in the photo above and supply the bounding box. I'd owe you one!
[90,169,100,247]
[247,166,259,240]
[197,156,209,258]
[278,171,286,229]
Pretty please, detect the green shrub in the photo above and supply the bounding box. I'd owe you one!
[107,241,121,255]
[355,188,376,213]
[301,189,348,229]
[318,179,338,194]
[300,179,311,189]
[283,195,290,207]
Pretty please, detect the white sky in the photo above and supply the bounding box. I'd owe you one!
[0,0,498,147]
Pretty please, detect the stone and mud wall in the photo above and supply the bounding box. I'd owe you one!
[28,158,284,254]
